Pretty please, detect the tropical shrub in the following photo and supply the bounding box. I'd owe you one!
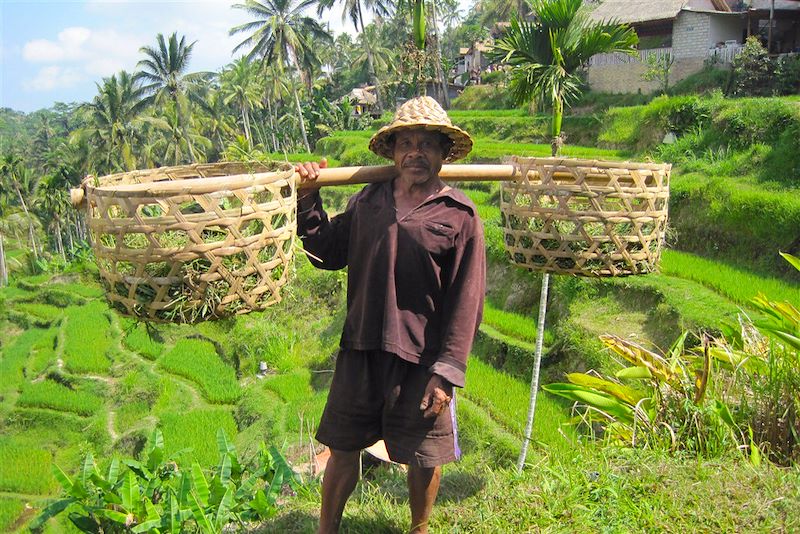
[32,429,299,533]
[732,37,774,96]
[775,53,800,95]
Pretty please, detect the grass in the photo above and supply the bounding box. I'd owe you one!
[463,356,574,455]
[159,408,237,466]
[26,327,58,377]
[17,380,104,416]
[13,302,63,323]
[159,338,242,404]
[121,321,164,360]
[482,301,540,344]
[661,249,800,307]
[0,497,26,532]
[62,301,112,374]
[0,440,55,494]
[0,328,50,403]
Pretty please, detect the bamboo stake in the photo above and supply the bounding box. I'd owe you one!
[517,271,550,472]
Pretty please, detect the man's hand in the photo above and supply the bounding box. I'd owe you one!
[295,158,327,190]
[420,374,453,419]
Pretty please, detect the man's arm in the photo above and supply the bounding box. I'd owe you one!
[429,214,486,388]
[295,159,351,270]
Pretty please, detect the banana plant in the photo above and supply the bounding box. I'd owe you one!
[31,428,300,532]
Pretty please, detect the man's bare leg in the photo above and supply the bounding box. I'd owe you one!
[408,465,441,534]
[319,449,360,534]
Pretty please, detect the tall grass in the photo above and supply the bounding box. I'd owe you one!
[661,249,800,307]
[463,356,574,454]
[14,302,63,323]
[159,339,241,403]
[0,441,55,494]
[0,328,49,399]
[18,380,103,416]
[482,302,539,344]
[26,327,58,376]
[122,321,164,360]
[63,301,112,374]
[0,497,25,532]
[159,408,237,466]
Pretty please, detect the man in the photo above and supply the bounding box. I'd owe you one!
[296,96,485,534]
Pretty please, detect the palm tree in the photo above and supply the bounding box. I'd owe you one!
[36,174,71,261]
[1,154,42,261]
[79,71,148,172]
[352,23,395,104]
[219,58,265,147]
[135,32,211,162]
[143,103,212,166]
[230,0,332,152]
[316,0,392,111]
[195,87,237,161]
[491,0,637,155]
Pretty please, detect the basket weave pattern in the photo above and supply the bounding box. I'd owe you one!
[501,157,670,277]
[84,162,296,321]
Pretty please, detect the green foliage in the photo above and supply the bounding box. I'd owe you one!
[159,410,238,467]
[660,250,800,307]
[669,174,800,277]
[31,428,299,533]
[642,52,675,94]
[122,321,165,360]
[0,441,55,494]
[18,379,104,416]
[63,301,112,374]
[0,497,25,532]
[775,54,800,95]
[451,85,519,110]
[159,339,241,404]
[732,37,773,96]
[669,66,730,96]
[0,328,49,399]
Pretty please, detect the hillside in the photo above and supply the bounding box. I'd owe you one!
[2,94,800,532]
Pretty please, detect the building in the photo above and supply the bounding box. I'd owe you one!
[585,0,800,93]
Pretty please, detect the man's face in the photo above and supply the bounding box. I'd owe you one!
[392,129,444,186]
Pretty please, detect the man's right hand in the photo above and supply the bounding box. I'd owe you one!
[295,158,327,191]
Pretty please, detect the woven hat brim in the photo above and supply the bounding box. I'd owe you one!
[368,123,473,162]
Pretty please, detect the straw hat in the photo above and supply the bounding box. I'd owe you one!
[369,96,473,162]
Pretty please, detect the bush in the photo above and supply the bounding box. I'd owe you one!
[732,37,774,96]
[451,84,518,110]
[775,54,800,95]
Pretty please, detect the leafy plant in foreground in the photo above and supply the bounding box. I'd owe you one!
[31,428,299,533]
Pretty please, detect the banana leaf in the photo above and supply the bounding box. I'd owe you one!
[565,372,645,406]
[543,383,635,423]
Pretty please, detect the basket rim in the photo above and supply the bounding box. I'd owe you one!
[83,161,295,198]
[508,156,672,172]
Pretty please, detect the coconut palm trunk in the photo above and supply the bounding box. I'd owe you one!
[429,0,450,108]
[0,233,7,286]
[551,96,564,156]
[242,106,253,147]
[266,98,279,152]
[359,10,384,113]
[55,221,66,262]
[13,184,38,261]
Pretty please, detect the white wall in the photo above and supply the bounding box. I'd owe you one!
[673,11,711,59]
[709,14,743,45]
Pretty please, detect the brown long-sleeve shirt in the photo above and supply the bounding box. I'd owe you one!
[297,179,485,388]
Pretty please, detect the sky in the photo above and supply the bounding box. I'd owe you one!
[1,0,475,114]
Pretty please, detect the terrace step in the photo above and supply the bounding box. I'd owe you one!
[473,323,551,381]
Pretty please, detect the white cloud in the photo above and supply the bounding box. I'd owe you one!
[23,66,82,91]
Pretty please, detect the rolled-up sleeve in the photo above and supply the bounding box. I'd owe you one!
[429,215,486,388]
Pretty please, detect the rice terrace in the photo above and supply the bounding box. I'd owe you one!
[1,0,800,532]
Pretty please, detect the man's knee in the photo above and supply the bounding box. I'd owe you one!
[329,448,361,465]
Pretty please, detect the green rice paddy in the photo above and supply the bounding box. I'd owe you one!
[159,338,242,404]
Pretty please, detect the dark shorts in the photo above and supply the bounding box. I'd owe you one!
[316,349,461,468]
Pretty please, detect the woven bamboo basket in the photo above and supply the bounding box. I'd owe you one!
[500,156,671,277]
[79,162,296,322]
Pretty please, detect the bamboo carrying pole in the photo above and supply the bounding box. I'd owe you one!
[70,164,518,206]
